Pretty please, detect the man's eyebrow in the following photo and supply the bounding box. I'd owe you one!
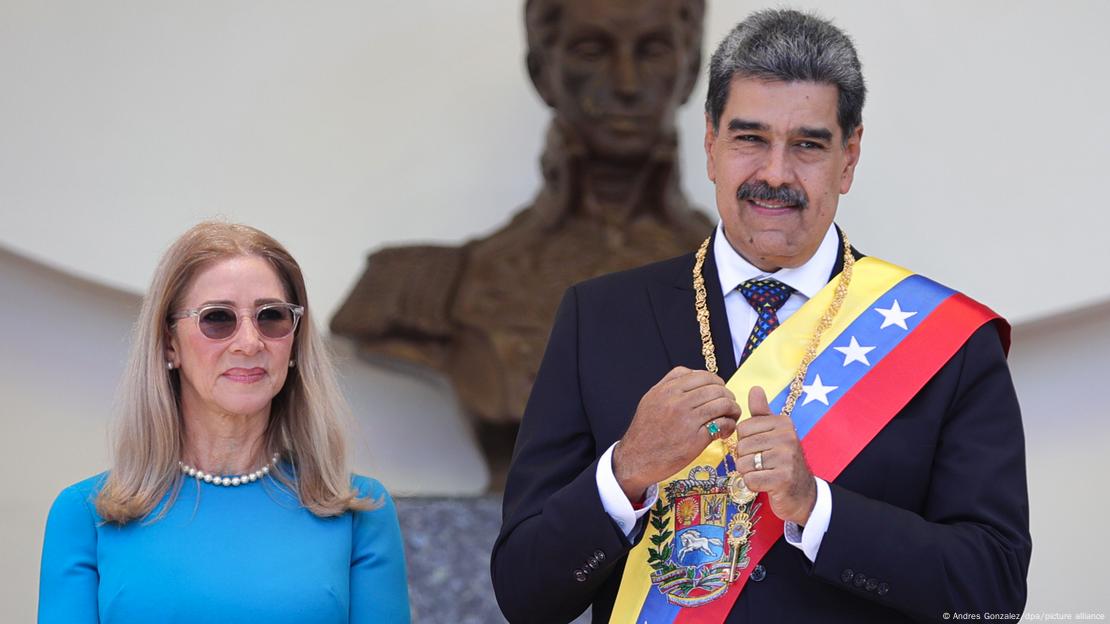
[727,118,768,132]
[798,126,834,142]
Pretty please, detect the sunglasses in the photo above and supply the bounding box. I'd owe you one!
[169,302,304,341]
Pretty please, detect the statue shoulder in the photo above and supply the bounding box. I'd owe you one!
[331,244,466,339]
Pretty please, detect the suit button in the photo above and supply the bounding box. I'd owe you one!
[594,550,606,562]
[878,582,890,596]
[574,569,588,583]
[853,573,868,588]
[841,568,854,584]
[587,556,600,570]
[866,578,879,592]
[749,564,766,582]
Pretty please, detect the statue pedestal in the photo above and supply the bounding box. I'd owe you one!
[396,496,592,623]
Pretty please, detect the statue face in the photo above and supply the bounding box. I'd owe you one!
[538,0,692,160]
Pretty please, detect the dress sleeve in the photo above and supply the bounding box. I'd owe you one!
[349,478,411,624]
[38,482,100,624]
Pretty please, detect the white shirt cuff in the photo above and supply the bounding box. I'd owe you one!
[783,476,831,563]
[595,442,659,539]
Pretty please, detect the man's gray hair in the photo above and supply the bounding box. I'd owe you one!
[705,9,866,143]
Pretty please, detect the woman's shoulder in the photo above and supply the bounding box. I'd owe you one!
[350,474,394,506]
[349,474,403,529]
[348,475,405,552]
[50,473,107,511]
[350,474,390,498]
[45,473,108,531]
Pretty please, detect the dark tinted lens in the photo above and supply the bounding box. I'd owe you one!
[256,305,295,339]
[198,307,238,339]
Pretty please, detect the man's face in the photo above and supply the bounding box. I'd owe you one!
[705,77,862,271]
[541,0,690,160]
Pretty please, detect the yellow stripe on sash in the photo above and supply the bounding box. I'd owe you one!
[610,258,912,621]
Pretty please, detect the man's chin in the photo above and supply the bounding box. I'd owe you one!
[722,228,807,271]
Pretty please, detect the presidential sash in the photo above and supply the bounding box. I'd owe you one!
[610,257,1008,623]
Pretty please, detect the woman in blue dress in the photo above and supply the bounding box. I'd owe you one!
[38,222,410,623]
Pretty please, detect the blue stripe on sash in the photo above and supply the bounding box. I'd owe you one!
[638,584,682,621]
[768,275,955,439]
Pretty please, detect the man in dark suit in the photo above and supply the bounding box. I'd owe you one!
[491,9,1031,623]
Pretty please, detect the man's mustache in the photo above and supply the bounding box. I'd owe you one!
[737,181,808,209]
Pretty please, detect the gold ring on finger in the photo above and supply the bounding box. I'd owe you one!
[754,451,764,471]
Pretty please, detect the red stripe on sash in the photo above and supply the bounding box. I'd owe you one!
[804,293,1000,478]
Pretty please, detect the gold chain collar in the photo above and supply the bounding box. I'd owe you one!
[693,230,854,420]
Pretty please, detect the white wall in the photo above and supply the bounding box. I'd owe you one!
[3,1,1108,620]
[1009,302,1110,614]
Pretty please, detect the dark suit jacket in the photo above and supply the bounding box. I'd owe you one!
[491,235,1031,623]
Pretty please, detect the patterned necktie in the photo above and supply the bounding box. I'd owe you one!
[738,278,795,364]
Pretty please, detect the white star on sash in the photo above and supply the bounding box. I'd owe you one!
[874,300,917,330]
[833,336,876,366]
[801,374,838,406]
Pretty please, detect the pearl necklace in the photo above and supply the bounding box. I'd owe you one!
[179,453,280,487]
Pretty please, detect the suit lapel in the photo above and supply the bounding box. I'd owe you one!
[646,238,737,379]
[831,224,866,281]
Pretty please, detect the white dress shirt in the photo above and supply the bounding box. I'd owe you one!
[596,222,840,563]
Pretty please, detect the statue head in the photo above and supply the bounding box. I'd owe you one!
[525,0,705,162]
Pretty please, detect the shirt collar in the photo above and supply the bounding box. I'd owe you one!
[713,222,839,301]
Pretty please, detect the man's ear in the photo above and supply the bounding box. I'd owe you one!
[704,113,718,183]
[840,124,863,194]
[527,52,556,108]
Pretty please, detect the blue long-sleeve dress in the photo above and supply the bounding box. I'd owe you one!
[38,472,411,623]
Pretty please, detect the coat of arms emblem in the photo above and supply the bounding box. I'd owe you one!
[647,465,760,607]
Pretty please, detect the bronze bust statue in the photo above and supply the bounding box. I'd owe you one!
[332,0,711,471]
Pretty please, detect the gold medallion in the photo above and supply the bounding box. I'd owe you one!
[727,472,756,506]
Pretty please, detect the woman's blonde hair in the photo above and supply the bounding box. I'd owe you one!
[96,221,373,523]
